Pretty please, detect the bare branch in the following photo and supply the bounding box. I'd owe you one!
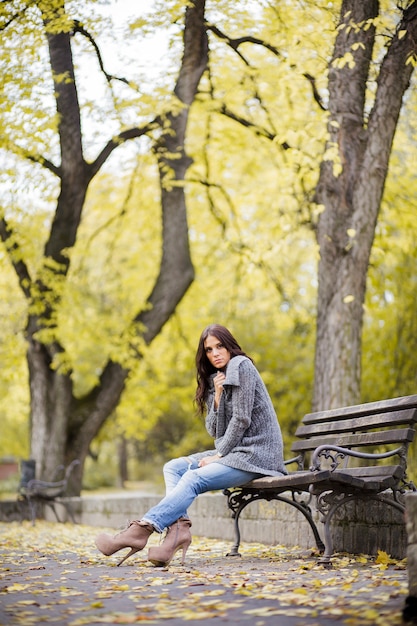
[303,73,327,111]
[206,23,281,58]
[206,23,280,135]
[0,0,34,30]
[188,177,231,234]
[229,240,289,301]
[25,154,62,177]
[220,104,290,149]
[6,143,61,177]
[208,22,326,117]
[88,118,161,178]
[72,20,130,86]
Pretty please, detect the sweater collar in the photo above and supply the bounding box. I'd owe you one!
[223,355,247,386]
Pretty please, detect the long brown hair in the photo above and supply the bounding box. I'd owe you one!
[194,324,251,416]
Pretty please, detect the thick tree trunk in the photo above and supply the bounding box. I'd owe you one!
[313,0,417,411]
[24,0,207,494]
[27,4,89,479]
[27,342,73,478]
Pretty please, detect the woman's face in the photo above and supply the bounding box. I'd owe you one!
[204,334,231,371]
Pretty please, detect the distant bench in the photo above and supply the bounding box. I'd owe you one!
[18,459,80,525]
[224,394,417,566]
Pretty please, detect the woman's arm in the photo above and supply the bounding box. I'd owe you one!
[205,371,227,436]
[215,360,256,456]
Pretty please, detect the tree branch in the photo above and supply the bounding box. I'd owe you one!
[25,153,62,177]
[88,119,161,178]
[303,73,327,111]
[0,0,33,31]
[208,22,326,115]
[6,142,61,177]
[206,23,281,135]
[72,20,130,86]
[220,104,290,149]
[206,23,281,59]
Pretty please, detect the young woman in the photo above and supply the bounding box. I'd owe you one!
[95,324,287,567]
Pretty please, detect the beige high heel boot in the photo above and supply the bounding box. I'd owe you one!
[95,520,154,566]
[147,518,192,567]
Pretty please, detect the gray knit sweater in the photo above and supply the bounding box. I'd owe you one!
[191,355,287,476]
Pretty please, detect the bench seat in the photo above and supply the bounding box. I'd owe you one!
[246,469,331,490]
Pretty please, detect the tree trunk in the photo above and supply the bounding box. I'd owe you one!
[27,4,90,479]
[313,0,417,411]
[22,0,207,494]
[117,436,128,487]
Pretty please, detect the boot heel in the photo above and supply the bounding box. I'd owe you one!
[117,547,140,567]
[95,521,153,565]
[180,539,191,565]
[147,518,192,567]
[148,542,189,567]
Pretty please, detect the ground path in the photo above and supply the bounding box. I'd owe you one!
[0,521,408,625]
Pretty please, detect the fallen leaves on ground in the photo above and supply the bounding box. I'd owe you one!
[0,521,408,625]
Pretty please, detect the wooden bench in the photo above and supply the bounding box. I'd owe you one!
[224,394,417,566]
[18,459,80,525]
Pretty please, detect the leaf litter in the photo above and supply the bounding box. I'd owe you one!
[0,521,408,625]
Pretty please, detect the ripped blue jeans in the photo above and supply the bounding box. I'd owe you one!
[141,455,259,533]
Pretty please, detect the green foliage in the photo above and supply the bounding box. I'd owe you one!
[0,253,29,460]
[82,442,121,491]
[58,162,161,391]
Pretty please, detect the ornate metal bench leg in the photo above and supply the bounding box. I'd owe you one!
[65,502,77,524]
[46,501,61,522]
[315,491,343,568]
[224,487,327,557]
[274,494,325,552]
[28,497,37,526]
[55,499,77,523]
[317,517,334,568]
[316,491,407,568]
[226,509,243,557]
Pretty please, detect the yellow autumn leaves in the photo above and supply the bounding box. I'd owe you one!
[0,521,409,625]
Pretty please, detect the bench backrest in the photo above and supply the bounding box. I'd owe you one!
[291,394,417,472]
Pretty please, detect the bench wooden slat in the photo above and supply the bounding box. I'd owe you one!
[339,465,404,479]
[244,466,404,492]
[244,469,331,490]
[291,427,415,453]
[310,471,400,492]
[295,408,417,438]
[302,394,417,425]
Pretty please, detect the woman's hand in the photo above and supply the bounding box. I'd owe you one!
[213,371,226,409]
[198,454,221,467]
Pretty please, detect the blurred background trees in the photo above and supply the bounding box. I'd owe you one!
[1,0,416,492]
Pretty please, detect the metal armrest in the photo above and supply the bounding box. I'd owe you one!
[284,454,304,470]
[310,444,404,472]
[64,459,80,478]
[24,478,66,498]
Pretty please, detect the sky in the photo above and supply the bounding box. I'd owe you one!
[100,0,171,78]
